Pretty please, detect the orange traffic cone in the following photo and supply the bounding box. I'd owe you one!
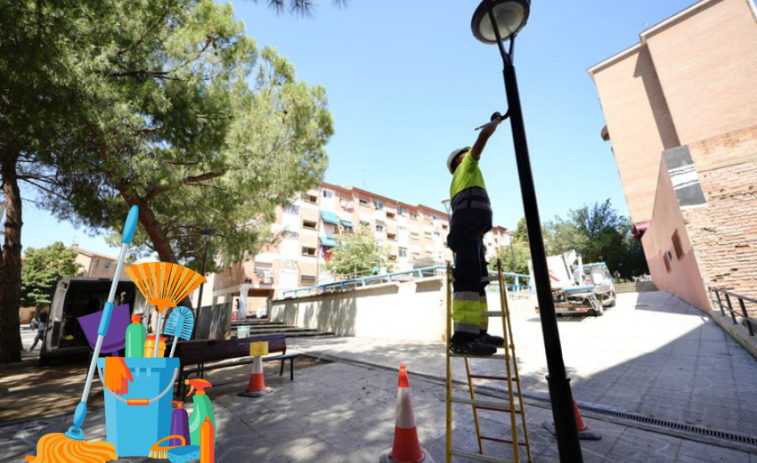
[542,397,601,441]
[238,356,272,398]
[380,364,436,463]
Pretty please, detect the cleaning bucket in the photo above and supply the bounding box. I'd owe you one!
[97,357,179,457]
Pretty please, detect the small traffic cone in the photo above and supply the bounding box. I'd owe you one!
[238,356,272,398]
[380,364,436,463]
[542,397,601,440]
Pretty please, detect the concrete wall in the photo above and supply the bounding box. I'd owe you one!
[270,279,537,342]
[642,158,711,311]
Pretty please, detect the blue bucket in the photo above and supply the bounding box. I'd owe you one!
[97,357,179,457]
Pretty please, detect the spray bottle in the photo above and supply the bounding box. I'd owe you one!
[169,401,190,447]
[185,379,215,446]
[125,314,147,358]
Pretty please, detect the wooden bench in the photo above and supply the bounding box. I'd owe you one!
[174,333,298,397]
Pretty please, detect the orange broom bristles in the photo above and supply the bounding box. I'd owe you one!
[126,262,205,314]
[25,433,118,462]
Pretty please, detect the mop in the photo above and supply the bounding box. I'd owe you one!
[26,205,139,463]
[125,262,205,357]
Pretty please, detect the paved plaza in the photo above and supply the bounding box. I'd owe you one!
[4,290,757,462]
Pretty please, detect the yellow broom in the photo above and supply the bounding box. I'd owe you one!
[125,262,205,357]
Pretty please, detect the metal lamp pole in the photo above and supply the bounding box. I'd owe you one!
[191,228,215,340]
[473,1,584,461]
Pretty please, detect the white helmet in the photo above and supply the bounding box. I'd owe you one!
[447,147,471,174]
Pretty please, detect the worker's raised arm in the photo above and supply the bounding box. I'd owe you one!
[469,119,500,161]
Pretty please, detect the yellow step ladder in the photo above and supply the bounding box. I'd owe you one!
[445,261,532,463]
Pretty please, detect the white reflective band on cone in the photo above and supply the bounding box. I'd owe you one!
[395,387,417,429]
[252,356,263,374]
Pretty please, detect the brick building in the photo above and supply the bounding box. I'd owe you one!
[212,182,512,315]
[589,0,757,311]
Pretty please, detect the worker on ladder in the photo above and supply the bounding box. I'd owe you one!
[446,117,505,356]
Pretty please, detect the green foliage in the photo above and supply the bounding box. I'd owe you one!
[490,240,531,275]
[21,242,81,307]
[252,0,349,17]
[24,0,333,272]
[543,200,648,279]
[326,226,386,277]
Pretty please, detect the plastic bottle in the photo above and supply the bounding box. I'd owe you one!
[200,417,215,463]
[169,401,190,447]
[185,379,216,446]
[143,335,167,358]
[125,314,147,358]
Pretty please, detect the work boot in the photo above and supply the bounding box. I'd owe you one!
[450,339,497,356]
[479,332,505,347]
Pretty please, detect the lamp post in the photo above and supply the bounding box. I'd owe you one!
[471,1,583,461]
[192,228,215,339]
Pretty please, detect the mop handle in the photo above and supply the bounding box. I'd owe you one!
[80,206,139,403]
[153,312,163,358]
[169,337,179,358]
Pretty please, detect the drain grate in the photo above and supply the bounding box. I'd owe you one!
[519,391,757,446]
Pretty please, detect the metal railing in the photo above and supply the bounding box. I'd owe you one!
[282,265,533,299]
[708,287,757,337]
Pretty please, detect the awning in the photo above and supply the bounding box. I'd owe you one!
[321,211,340,225]
[341,220,354,228]
[320,236,340,247]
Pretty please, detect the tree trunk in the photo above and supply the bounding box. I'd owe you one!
[0,153,24,363]
[120,192,194,311]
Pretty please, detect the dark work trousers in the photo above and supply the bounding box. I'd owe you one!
[448,207,492,343]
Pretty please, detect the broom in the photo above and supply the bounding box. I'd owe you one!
[26,205,139,463]
[125,262,205,357]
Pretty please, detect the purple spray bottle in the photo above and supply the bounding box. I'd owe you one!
[169,401,191,447]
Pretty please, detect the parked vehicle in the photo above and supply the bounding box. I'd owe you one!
[529,250,615,317]
[39,277,147,366]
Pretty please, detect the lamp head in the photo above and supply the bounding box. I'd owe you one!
[471,0,530,44]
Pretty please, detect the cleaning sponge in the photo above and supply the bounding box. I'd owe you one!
[167,445,200,463]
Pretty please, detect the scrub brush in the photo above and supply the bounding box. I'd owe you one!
[165,306,195,358]
[149,435,186,459]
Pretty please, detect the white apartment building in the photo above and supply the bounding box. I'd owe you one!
[212,182,511,314]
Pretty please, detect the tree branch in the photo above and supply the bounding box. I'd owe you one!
[144,171,223,202]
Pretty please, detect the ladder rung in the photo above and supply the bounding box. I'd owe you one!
[450,397,518,412]
[481,436,528,446]
[450,353,507,360]
[483,311,502,317]
[450,449,512,462]
[469,374,515,382]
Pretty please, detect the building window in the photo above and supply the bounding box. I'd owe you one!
[388,254,398,262]
[399,247,408,258]
[359,198,370,207]
[376,224,385,233]
[672,230,685,260]
[432,215,440,221]
[386,211,396,219]
[282,230,299,239]
[397,206,406,216]
[442,224,448,230]
[374,200,384,211]
[303,220,317,230]
[284,205,300,215]
[302,247,316,257]
[410,212,419,220]
[340,199,354,210]
[434,231,441,237]
[304,194,318,204]
[104,262,110,269]
[94,259,100,269]
[360,220,370,227]
[411,232,420,239]
[322,190,333,198]
[300,274,316,286]
[387,233,397,241]
[398,226,407,233]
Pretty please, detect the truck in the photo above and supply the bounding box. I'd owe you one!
[529,250,616,317]
[39,277,148,366]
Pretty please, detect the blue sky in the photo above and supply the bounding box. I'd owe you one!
[16,0,698,257]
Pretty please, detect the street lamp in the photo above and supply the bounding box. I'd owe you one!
[471,1,584,461]
[191,228,215,339]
